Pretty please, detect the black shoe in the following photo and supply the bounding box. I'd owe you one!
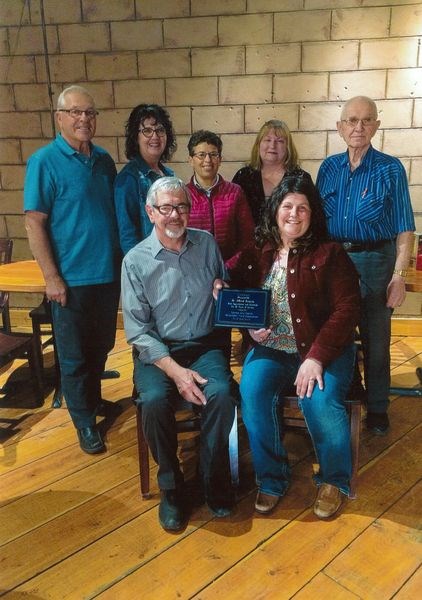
[159,490,185,531]
[206,492,234,518]
[366,412,390,436]
[97,399,123,418]
[77,426,105,454]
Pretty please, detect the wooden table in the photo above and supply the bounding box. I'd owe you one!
[404,266,422,293]
[389,266,422,397]
[0,260,120,407]
[0,260,45,293]
[0,260,62,405]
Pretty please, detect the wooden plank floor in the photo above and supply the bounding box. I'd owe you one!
[0,330,421,599]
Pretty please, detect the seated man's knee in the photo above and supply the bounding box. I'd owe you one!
[136,386,171,414]
[207,379,237,407]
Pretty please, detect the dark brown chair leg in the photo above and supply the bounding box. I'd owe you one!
[348,401,361,500]
[135,404,151,499]
[2,306,11,333]
[27,336,44,406]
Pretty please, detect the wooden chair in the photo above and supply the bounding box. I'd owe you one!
[0,239,13,332]
[28,297,62,408]
[134,386,239,499]
[0,331,43,406]
[279,391,361,499]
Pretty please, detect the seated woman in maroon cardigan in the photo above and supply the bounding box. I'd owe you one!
[226,174,361,520]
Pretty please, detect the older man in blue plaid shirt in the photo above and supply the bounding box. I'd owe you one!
[317,96,415,436]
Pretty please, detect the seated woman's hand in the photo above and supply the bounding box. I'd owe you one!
[294,358,324,398]
[248,327,272,344]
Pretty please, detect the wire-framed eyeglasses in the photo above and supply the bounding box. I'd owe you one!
[340,118,377,128]
[58,109,98,119]
[191,152,221,161]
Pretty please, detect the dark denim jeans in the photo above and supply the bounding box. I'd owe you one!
[348,242,395,414]
[51,282,120,429]
[240,343,355,497]
[134,337,237,494]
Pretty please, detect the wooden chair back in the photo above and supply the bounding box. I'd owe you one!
[0,331,43,405]
[0,239,13,332]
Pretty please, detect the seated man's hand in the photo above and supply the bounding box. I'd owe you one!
[155,356,208,406]
[173,367,208,406]
[213,278,229,300]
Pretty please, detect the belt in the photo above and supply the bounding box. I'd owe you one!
[341,240,392,253]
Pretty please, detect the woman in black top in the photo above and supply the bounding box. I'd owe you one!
[233,119,311,224]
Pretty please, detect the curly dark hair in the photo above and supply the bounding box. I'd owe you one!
[124,104,177,161]
[187,130,222,155]
[256,174,328,251]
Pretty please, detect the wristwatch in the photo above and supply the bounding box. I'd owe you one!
[393,269,408,277]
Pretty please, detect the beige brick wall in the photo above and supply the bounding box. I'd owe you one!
[0,0,420,314]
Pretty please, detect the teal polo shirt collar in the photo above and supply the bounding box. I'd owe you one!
[55,133,97,165]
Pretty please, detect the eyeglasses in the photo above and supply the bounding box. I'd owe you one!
[58,109,98,119]
[153,203,190,216]
[139,126,167,138]
[341,118,377,128]
[191,152,221,161]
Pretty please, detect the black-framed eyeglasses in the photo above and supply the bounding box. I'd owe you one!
[153,203,190,216]
[340,118,376,128]
[139,126,167,138]
[191,152,221,160]
[58,109,98,119]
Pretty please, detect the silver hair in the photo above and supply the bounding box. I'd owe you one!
[146,177,191,207]
[56,85,95,110]
[340,96,378,120]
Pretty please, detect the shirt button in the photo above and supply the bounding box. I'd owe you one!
[247,264,252,270]
[291,293,296,298]
[292,249,297,254]
[311,265,316,270]
[300,342,306,347]
[290,268,295,274]
[296,318,301,323]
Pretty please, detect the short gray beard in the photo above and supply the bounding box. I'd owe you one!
[165,226,185,239]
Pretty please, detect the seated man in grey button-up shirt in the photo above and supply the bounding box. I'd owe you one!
[121,177,238,532]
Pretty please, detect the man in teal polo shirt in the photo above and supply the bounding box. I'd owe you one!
[24,85,121,454]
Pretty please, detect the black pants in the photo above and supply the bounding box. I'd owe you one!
[51,282,120,429]
[134,336,237,495]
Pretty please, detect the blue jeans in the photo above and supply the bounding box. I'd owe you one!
[240,344,355,497]
[51,282,120,429]
[134,334,237,494]
[348,242,395,414]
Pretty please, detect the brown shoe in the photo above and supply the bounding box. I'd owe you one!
[313,484,343,519]
[254,491,280,514]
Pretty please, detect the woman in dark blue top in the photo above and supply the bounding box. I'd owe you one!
[114,104,177,254]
